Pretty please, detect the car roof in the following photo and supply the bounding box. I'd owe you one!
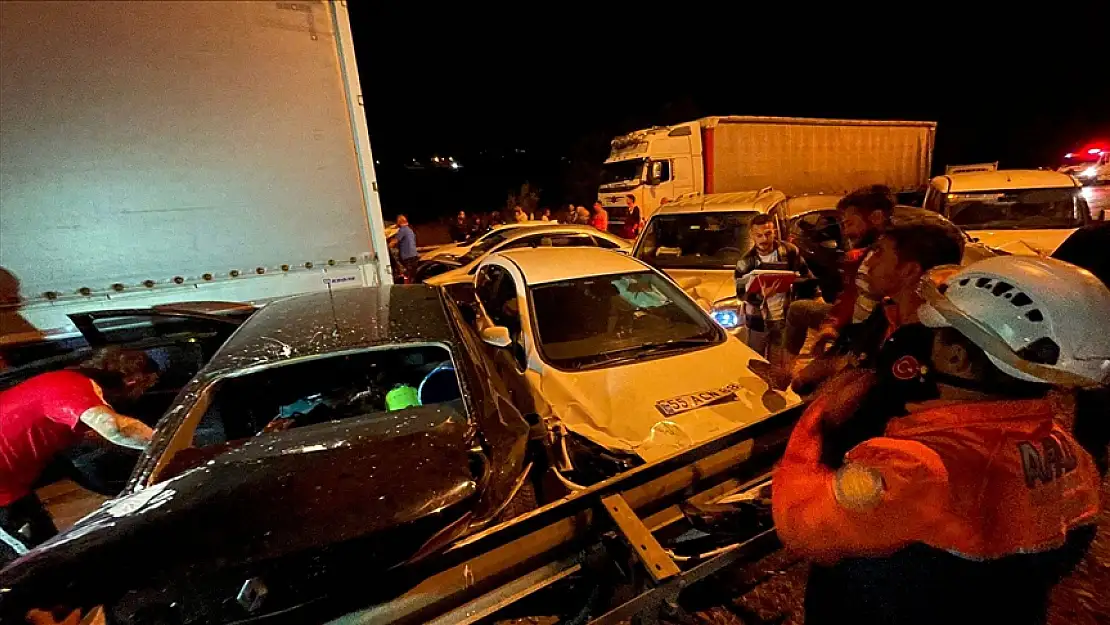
[497,223,617,240]
[655,189,786,215]
[204,285,454,374]
[931,169,1079,193]
[494,247,649,285]
[778,193,843,219]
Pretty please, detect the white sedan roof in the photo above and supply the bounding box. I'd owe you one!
[494,247,650,285]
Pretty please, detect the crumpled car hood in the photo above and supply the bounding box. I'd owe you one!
[540,339,799,462]
[660,269,737,311]
[969,229,1076,256]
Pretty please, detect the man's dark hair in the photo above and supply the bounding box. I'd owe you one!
[838,184,896,217]
[625,194,636,202]
[751,214,775,228]
[74,347,159,405]
[883,224,963,272]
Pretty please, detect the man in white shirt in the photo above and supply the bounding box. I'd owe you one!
[735,214,810,357]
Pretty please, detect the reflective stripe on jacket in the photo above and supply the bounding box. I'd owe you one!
[773,396,1099,562]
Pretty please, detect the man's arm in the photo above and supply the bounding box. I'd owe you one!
[79,406,153,450]
[772,388,949,561]
[734,255,757,298]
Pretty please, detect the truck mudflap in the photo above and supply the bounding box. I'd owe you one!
[327,402,801,625]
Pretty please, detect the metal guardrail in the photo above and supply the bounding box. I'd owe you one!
[329,402,801,624]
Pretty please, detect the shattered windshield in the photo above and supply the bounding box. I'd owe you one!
[635,211,759,269]
[530,271,722,370]
[600,159,645,186]
[158,345,463,479]
[942,188,1088,230]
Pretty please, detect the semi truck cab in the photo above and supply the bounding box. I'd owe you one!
[598,121,701,230]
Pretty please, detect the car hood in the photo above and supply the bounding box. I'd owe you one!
[968,229,1077,256]
[539,339,799,462]
[424,263,475,287]
[659,269,737,311]
[0,407,477,607]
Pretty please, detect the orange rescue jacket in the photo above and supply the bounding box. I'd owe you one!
[773,395,1099,562]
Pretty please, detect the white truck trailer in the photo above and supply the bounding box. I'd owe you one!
[0,0,391,345]
[598,116,937,226]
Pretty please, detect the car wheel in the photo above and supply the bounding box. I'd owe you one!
[499,479,539,522]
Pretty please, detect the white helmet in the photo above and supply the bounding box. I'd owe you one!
[917,255,1110,387]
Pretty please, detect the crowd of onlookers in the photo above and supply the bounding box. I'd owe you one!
[442,193,646,244]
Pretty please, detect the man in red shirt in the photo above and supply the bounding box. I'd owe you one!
[0,349,157,565]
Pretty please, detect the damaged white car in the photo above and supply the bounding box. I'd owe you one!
[461,247,800,485]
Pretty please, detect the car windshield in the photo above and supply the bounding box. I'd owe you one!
[600,159,645,186]
[635,211,759,269]
[156,345,463,480]
[943,188,1087,230]
[459,231,513,263]
[530,271,722,370]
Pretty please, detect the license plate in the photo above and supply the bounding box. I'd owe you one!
[654,382,743,417]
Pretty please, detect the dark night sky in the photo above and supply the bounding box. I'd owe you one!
[346,6,1110,220]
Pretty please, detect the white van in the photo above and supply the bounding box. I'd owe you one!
[924,170,1092,255]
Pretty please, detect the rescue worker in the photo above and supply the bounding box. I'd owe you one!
[773,255,1108,625]
[0,349,157,566]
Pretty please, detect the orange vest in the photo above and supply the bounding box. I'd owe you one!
[774,397,1099,561]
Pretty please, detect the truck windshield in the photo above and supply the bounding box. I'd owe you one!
[530,271,721,370]
[942,188,1088,230]
[635,211,759,269]
[601,159,645,186]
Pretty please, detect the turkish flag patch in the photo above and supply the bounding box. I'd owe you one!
[891,355,921,381]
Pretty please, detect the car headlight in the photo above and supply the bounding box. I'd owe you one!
[1082,166,1098,178]
[711,299,743,329]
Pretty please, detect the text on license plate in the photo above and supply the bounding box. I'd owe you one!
[654,382,742,417]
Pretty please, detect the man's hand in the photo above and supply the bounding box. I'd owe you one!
[816,368,877,428]
[78,406,153,450]
[812,325,840,353]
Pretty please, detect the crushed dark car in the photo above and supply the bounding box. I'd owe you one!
[0,286,539,624]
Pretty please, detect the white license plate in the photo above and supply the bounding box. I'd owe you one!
[654,382,742,417]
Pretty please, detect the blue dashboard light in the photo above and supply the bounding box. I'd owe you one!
[712,308,740,329]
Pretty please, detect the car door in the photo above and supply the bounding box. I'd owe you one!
[474,264,537,412]
[67,307,251,422]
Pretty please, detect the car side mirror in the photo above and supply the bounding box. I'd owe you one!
[480,326,512,348]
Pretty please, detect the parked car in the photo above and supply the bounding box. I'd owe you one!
[417,221,546,262]
[924,169,1092,255]
[419,224,630,285]
[632,189,786,324]
[463,247,799,469]
[0,286,533,624]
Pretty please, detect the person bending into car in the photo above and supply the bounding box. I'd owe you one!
[774,255,1106,625]
[734,214,811,360]
[0,348,156,565]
